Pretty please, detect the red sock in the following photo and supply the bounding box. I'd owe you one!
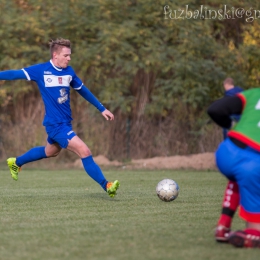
[245,229,260,236]
[217,181,239,228]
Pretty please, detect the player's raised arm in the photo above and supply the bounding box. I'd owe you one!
[0,70,27,81]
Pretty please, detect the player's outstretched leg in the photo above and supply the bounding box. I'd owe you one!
[7,157,21,181]
[106,180,120,198]
[6,147,47,181]
[82,156,120,197]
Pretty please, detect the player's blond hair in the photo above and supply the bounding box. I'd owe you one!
[49,38,71,57]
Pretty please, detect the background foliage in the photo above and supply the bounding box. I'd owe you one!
[0,0,260,160]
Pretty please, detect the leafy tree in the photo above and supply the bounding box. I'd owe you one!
[1,0,260,158]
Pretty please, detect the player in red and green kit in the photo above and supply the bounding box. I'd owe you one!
[207,88,260,248]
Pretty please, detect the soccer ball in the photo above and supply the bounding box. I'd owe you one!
[156,179,179,202]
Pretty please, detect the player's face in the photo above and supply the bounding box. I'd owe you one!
[53,47,71,68]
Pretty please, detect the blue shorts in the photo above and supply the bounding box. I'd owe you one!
[45,123,76,149]
[216,138,260,222]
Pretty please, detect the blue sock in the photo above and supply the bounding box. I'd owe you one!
[81,156,108,191]
[16,146,47,167]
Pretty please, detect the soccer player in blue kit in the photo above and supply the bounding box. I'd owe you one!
[0,38,120,198]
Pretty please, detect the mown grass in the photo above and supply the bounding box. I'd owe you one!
[0,168,259,260]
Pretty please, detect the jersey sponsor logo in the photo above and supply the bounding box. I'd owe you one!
[60,88,66,97]
[44,71,52,74]
[57,88,68,104]
[44,75,72,87]
[58,94,68,104]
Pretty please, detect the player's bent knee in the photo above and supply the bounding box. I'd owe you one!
[45,148,61,158]
[46,151,60,158]
[80,149,92,158]
[49,151,60,157]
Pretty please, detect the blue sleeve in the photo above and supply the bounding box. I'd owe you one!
[22,64,42,81]
[77,86,106,112]
[0,70,27,80]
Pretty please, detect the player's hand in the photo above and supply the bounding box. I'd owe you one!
[102,109,114,121]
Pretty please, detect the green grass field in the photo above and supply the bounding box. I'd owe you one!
[0,168,259,260]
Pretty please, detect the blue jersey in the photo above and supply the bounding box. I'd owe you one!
[22,60,83,126]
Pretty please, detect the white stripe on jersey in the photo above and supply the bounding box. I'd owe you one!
[44,75,72,87]
[74,83,83,90]
[22,69,31,80]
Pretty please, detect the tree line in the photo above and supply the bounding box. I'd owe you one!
[0,0,260,160]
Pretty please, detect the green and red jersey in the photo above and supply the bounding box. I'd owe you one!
[228,89,260,151]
